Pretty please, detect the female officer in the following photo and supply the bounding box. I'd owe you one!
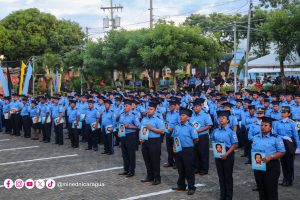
[212,110,238,200]
[30,100,41,140]
[252,117,285,200]
[273,106,299,186]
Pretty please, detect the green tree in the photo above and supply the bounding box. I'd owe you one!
[0,8,84,61]
[264,8,297,88]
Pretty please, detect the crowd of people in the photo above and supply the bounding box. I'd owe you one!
[0,85,300,199]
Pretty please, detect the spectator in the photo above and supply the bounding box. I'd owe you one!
[135,79,142,87]
[204,75,211,92]
[165,77,170,87]
[142,76,149,88]
[115,79,122,87]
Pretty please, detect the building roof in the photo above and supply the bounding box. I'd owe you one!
[247,53,300,67]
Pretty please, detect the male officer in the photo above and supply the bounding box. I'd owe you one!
[20,97,31,138]
[68,100,80,148]
[190,98,212,175]
[273,106,300,186]
[51,96,64,145]
[101,99,116,154]
[85,99,100,151]
[118,100,140,177]
[172,107,199,195]
[140,101,164,185]
[268,101,281,121]
[163,100,180,168]
[40,96,51,143]
[9,93,22,136]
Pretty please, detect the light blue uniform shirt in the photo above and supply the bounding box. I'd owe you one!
[190,110,213,136]
[3,102,10,113]
[248,122,261,141]
[29,106,40,117]
[67,107,80,123]
[140,115,164,138]
[85,108,100,125]
[101,109,115,127]
[39,103,50,118]
[20,103,30,116]
[269,110,281,121]
[291,104,300,120]
[212,125,238,148]
[51,104,64,119]
[273,118,300,149]
[252,132,285,156]
[172,121,198,147]
[165,110,180,133]
[119,112,140,134]
[9,100,22,111]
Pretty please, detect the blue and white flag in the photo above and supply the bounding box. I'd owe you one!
[22,62,33,95]
[0,65,9,96]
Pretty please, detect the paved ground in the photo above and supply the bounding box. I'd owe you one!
[0,130,299,200]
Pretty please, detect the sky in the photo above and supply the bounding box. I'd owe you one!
[0,0,259,43]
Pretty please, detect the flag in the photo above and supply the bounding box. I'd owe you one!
[19,61,26,95]
[22,62,33,95]
[6,66,12,95]
[54,68,59,92]
[45,65,50,79]
[0,65,9,96]
[58,66,63,92]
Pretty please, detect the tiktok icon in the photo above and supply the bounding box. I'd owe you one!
[46,179,55,189]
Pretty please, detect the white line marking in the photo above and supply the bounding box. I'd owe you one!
[0,166,123,188]
[0,154,78,166]
[0,139,10,142]
[0,146,39,152]
[119,183,206,200]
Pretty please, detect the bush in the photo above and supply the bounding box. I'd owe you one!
[220,85,234,95]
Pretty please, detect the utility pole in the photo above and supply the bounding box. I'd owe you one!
[244,0,253,87]
[101,0,123,30]
[85,27,90,41]
[233,22,237,92]
[149,0,154,29]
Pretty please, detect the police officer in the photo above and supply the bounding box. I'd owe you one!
[101,99,116,154]
[268,101,281,120]
[20,97,31,138]
[190,98,212,175]
[51,96,64,145]
[39,96,51,143]
[85,99,100,151]
[244,105,258,164]
[273,106,300,186]
[252,117,285,200]
[30,100,41,140]
[68,100,80,148]
[171,107,199,195]
[163,100,180,168]
[78,95,88,142]
[140,101,164,185]
[118,100,140,177]
[9,93,22,136]
[3,96,11,134]
[212,110,238,200]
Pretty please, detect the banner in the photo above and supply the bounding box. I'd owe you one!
[0,65,9,96]
[19,61,26,95]
[58,67,63,92]
[22,62,33,95]
[54,68,59,92]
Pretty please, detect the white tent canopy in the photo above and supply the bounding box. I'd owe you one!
[248,68,300,73]
[247,53,300,67]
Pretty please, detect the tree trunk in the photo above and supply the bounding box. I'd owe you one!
[280,59,286,90]
[122,70,126,90]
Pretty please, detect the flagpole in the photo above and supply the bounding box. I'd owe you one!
[32,57,35,97]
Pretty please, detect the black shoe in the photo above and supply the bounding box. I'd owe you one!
[126,172,134,177]
[173,165,177,169]
[282,181,292,187]
[244,161,251,164]
[107,152,113,155]
[252,187,259,191]
[152,179,161,185]
[171,186,186,191]
[279,180,286,186]
[118,171,129,175]
[93,148,98,151]
[44,141,49,143]
[85,148,92,150]
[241,154,247,157]
[163,163,173,168]
[141,178,153,183]
[101,152,108,154]
[187,189,195,195]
